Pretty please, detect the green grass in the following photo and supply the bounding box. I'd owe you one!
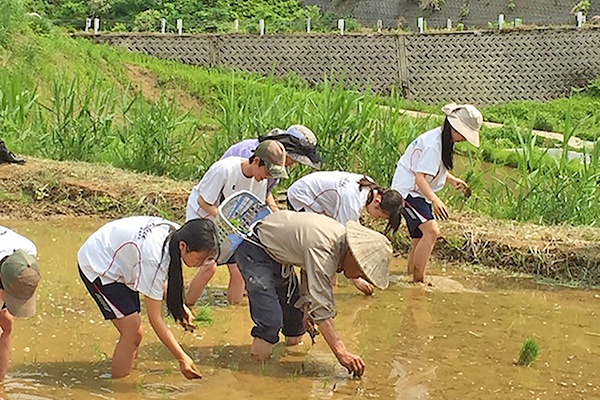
[516,338,540,367]
[4,22,600,227]
[192,304,214,327]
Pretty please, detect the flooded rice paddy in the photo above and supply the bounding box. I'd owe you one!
[2,218,600,400]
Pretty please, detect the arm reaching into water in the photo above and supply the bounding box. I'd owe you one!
[145,297,201,379]
[317,317,365,377]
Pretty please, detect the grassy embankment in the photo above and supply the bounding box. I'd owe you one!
[2,20,600,284]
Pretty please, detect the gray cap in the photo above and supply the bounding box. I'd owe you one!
[254,140,288,179]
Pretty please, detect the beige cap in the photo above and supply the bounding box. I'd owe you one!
[254,140,288,179]
[1,249,40,318]
[442,103,483,148]
[345,221,392,289]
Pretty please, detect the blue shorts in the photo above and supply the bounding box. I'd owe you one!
[79,266,140,320]
[402,195,434,239]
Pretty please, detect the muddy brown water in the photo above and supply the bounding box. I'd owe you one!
[1,218,600,400]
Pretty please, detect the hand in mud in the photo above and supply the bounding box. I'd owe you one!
[338,351,365,378]
[455,180,471,199]
[179,356,202,379]
[352,278,374,296]
[181,305,196,332]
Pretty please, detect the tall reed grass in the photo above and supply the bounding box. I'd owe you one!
[3,30,600,227]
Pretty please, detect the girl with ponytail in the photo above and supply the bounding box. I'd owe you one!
[77,216,219,379]
[392,103,482,282]
[286,171,403,295]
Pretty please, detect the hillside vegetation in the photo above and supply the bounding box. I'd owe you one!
[3,0,600,228]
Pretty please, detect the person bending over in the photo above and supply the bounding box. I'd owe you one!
[185,140,288,305]
[78,216,219,379]
[287,171,403,295]
[234,211,391,377]
[0,226,41,382]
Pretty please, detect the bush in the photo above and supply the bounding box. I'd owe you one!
[0,0,27,47]
[133,9,162,32]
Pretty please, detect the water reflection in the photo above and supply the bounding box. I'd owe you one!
[0,219,599,399]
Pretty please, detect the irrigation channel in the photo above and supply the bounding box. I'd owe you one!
[1,218,599,400]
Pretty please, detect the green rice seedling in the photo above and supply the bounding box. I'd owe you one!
[136,375,145,393]
[193,304,214,327]
[260,361,268,376]
[160,384,170,399]
[516,338,540,366]
[228,360,239,371]
[288,370,299,381]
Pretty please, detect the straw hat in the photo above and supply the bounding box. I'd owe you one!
[442,103,483,148]
[345,221,392,289]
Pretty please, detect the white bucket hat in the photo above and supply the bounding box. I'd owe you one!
[345,221,392,289]
[442,103,483,148]
[266,125,321,169]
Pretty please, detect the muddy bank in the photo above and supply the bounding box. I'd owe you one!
[2,158,600,285]
[0,158,192,219]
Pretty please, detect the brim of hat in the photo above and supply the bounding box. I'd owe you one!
[345,221,391,289]
[266,164,288,179]
[4,293,36,319]
[447,115,480,147]
[288,153,321,170]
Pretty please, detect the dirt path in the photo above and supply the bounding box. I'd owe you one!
[2,158,600,285]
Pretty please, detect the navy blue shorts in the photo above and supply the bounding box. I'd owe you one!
[402,195,434,239]
[79,266,140,320]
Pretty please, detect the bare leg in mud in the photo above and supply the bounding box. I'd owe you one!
[111,313,143,378]
[410,221,440,282]
[250,337,274,362]
[406,238,420,275]
[285,335,303,346]
[0,309,13,382]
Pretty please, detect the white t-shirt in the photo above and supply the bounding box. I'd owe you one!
[77,216,179,301]
[287,171,370,225]
[186,157,268,221]
[0,226,37,260]
[391,127,447,199]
